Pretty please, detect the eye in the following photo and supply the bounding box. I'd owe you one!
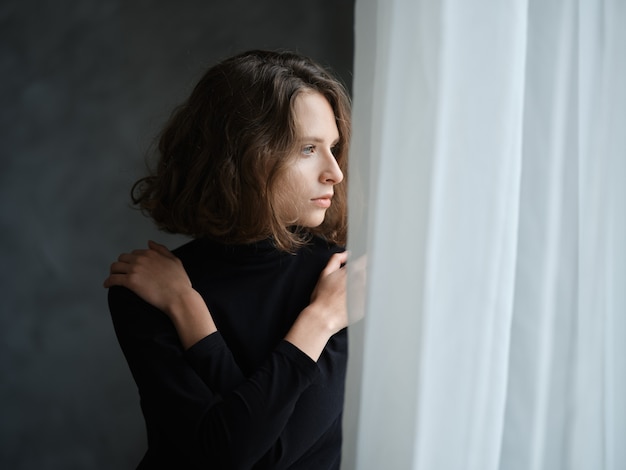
[301,145,316,156]
[331,145,340,157]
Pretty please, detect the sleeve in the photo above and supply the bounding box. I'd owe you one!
[183,331,246,395]
[108,286,320,469]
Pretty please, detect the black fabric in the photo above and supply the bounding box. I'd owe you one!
[108,236,347,469]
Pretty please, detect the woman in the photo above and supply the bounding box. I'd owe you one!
[104,50,351,469]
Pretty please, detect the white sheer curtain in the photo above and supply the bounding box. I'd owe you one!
[343,1,625,469]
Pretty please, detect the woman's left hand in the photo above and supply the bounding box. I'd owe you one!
[104,240,194,316]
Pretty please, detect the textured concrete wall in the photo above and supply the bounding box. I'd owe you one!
[0,1,353,468]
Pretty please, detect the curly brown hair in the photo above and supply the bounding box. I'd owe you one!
[132,50,350,252]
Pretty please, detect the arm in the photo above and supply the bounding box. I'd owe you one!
[105,241,348,467]
[284,250,348,361]
[108,285,320,469]
[105,240,244,395]
[105,240,348,360]
[104,240,216,349]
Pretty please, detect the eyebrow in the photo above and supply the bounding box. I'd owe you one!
[299,136,340,145]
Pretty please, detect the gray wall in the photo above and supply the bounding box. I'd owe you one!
[0,1,353,468]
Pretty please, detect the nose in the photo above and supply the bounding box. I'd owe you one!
[320,150,344,185]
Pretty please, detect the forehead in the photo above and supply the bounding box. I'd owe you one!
[293,91,339,141]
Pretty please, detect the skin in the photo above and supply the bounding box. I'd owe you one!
[104,91,348,362]
[275,90,344,227]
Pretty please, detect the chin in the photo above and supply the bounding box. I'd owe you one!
[298,216,326,228]
[300,221,324,229]
[294,208,329,229]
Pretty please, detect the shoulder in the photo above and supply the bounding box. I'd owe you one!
[107,284,144,314]
[107,285,161,323]
[301,236,345,259]
[107,285,175,349]
[284,236,344,277]
[171,237,204,261]
[171,238,218,280]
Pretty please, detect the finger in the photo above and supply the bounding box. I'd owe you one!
[130,248,150,256]
[148,240,176,259]
[103,273,128,288]
[117,252,137,263]
[322,252,349,275]
[109,261,132,275]
[332,252,349,272]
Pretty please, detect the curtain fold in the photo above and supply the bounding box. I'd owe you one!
[575,2,626,469]
[343,1,625,469]
[500,0,579,468]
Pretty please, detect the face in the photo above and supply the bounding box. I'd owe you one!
[274,91,344,228]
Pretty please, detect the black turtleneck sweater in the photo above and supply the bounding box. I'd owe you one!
[108,236,347,469]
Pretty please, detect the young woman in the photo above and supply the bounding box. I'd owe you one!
[104,50,351,469]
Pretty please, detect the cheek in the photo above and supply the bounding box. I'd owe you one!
[273,171,303,220]
[283,166,308,195]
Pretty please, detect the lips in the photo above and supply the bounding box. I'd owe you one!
[311,194,333,209]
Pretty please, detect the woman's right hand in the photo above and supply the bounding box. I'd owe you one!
[285,252,348,361]
[104,240,217,349]
[104,240,195,315]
